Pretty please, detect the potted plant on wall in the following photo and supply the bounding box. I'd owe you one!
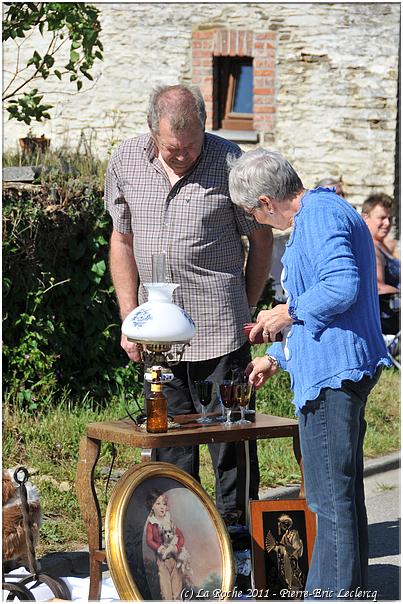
[19,130,50,155]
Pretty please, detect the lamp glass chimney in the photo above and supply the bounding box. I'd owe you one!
[152,253,167,283]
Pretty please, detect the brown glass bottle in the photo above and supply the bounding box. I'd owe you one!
[146,370,168,433]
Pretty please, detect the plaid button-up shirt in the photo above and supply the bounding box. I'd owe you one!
[105,132,266,361]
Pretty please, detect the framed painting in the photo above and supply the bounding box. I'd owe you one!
[106,461,235,601]
[250,499,316,601]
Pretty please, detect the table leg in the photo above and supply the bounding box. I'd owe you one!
[75,436,102,600]
[292,431,305,498]
[244,440,250,527]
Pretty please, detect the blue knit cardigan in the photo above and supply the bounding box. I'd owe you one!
[267,187,391,412]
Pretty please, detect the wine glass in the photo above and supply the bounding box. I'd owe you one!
[195,380,213,424]
[214,383,227,421]
[219,381,235,426]
[233,382,253,424]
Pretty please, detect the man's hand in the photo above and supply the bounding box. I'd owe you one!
[121,334,143,362]
[245,355,279,389]
[249,304,293,343]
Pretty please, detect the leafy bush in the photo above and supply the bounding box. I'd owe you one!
[3,162,142,405]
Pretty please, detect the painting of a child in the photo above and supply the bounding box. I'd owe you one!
[145,488,193,600]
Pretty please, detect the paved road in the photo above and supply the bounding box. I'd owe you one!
[366,466,400,601]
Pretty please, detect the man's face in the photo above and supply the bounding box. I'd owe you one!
[363,204,392,242]
[154,117,204,176]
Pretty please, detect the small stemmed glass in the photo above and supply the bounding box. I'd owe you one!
[215,384,227,421]
[219,381,235,426]
[233,381,253,425]
[195,380,214,424]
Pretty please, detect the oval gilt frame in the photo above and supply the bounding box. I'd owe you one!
[105,461,235,601]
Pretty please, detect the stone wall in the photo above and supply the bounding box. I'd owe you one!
[3,2,400,207]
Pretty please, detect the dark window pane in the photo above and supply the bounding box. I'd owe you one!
[232,64,253,113]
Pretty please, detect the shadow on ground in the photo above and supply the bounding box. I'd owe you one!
[368,563,400,601]
[369,519,400,557]
[368,519,400,601]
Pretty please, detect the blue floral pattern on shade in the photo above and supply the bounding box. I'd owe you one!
[131,309,152,327]
[181,308,196,327]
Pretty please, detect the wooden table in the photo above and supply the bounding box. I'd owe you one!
[75,412,303,600]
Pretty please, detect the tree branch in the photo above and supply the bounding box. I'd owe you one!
[3,31,58,101]
[2,42,22,97]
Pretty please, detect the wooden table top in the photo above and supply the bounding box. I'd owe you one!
[85,412,298,448]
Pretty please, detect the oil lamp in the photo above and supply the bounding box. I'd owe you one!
[121,254,196,384]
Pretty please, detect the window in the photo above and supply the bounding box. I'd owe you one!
[213,56,254,131]
[192,28,275,137]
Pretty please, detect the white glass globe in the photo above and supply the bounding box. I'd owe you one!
[121,283,196,344]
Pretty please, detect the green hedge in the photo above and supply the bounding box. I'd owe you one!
[3,179,141,407]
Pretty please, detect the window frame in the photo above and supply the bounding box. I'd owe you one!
[213,56,254,131]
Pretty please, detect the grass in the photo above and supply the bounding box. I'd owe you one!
[374,482,397,492]
[2,365,400,556]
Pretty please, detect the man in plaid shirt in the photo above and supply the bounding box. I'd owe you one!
[105,84,272,523]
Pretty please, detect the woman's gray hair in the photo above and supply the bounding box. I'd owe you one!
[228,148,303,209]
[147,84,207,134]
[316,177,340,187]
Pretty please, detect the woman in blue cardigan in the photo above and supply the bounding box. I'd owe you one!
[228,148,391,600]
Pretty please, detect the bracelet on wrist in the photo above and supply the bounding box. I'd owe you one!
[249,306,257,317]
[288,304,298,321]
[288,303,302,323]
[266,354,279,369]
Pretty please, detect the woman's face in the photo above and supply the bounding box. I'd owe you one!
[152,495,168,518]
[364,204,392,242]
[244,197,295,231]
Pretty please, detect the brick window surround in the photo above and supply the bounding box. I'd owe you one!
[192,29,276,133]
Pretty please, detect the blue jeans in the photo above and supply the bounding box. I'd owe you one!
[299,369,382,600]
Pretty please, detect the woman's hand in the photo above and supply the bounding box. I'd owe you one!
[249,304,293,343]
[245,355,279,389]
[121,334,143,362]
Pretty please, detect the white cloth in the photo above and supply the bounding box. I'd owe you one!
[2,567,120,601]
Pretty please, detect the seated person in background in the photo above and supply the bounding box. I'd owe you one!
[362,193,400,294]
[316,177,345,198]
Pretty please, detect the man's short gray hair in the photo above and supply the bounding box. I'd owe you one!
[147,84,207,134]
[228,148,303,210]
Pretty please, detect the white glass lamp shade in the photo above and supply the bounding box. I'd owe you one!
[121,283,196,344]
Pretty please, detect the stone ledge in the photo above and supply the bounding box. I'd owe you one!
[3,166,41,183]
[207,129,260,143]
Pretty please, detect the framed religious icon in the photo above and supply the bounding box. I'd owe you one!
[106,461,235,601]
[250,499,316,600]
